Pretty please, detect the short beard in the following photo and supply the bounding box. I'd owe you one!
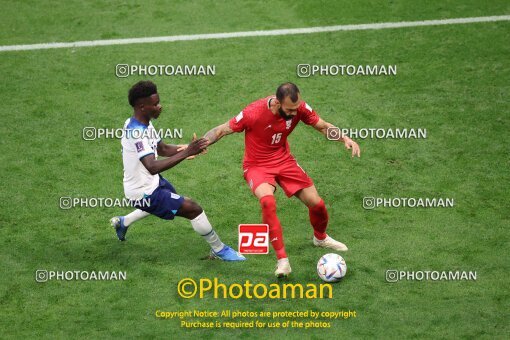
[278,108,293,121]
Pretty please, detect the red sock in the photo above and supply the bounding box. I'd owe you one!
[309,199,328,240]
[260,195,287,259]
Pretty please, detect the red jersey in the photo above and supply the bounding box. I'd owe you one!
[229,96,320,168]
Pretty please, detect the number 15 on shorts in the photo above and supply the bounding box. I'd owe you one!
[238,224,269,254]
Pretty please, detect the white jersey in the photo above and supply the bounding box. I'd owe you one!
[122,117,161,200]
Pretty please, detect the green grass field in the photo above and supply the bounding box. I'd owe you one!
[0,1,509,338]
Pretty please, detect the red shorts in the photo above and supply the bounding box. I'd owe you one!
[243,159,314,197]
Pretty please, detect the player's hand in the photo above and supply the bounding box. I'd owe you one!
[176,144,195,160]
[190,132,208,155]
[177,133,208,159]
[185,135,209,157]
[344,137,361,157]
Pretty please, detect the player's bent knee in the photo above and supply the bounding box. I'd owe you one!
[309,195,322,207]
[187,200,203,219]
[296,187,322,207]
[177,199,203,219]
[254,183,275,199]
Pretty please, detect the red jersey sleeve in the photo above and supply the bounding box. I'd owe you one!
[229,100,260,132]
[298,101,320,126]
[229,109,250,132]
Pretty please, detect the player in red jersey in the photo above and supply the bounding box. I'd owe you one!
[203,83,360,277]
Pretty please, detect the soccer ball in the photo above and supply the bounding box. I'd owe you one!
[317,253,347,282]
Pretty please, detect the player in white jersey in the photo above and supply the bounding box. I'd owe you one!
[111,81,245,261]
[122,117,161,201]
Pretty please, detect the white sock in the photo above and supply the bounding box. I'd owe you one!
[123,209,150,227]
[190,211,224,252]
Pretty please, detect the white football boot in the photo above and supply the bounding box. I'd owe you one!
[313,235,348,251]
[274,258,292,278]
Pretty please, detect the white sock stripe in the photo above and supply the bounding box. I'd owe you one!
[202,230,214,237]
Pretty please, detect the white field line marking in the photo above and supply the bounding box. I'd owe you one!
[0,15,509,52]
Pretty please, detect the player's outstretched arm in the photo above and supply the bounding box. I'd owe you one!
[157,134,200,160]
[156,141,182,157]
[140,137,209,175]
[313,118,361,157]
[203,122,234,146]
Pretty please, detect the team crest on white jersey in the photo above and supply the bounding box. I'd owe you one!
[135,141,144,152]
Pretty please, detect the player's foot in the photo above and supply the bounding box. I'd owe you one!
[313,235,348,251]
[110,216,128,241]
[210,245,246,261]
[274,258,292,278]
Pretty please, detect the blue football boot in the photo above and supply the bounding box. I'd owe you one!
[110,216,128,241]
[210,245,246,261]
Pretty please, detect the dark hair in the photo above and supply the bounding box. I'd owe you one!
[276,82,300,102]
[128,81,158,107]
